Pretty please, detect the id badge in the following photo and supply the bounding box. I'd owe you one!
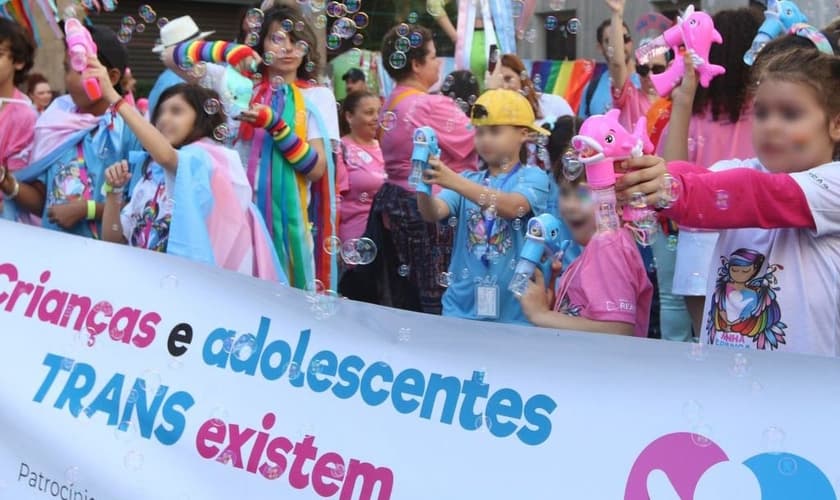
[475,284,500,319]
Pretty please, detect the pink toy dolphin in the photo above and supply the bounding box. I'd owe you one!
[571,109,654,189]
[637,5,726,97]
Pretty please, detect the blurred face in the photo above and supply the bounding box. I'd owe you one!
[560,182,596,245]
[413,41,441,88]
[475,125,527,167]
[499,65,522,92]
[30,82,53,109]
[346,79,367,94]
[263,21,304,78]
[64,56,93,110]
[752,79,840,173]
[346,96,381,139]
[155,93,197,147]
[0,41,23,88]
[601,27,633,64]
[638,53,667,95]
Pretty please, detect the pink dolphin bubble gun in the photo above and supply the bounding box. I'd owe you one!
[64,18,102,102]
[635,5,726,97]
[571,109,658,245]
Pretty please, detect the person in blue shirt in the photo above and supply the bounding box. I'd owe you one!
[4,23,140,238]
[578,17,641,119]
[418,89,550,324]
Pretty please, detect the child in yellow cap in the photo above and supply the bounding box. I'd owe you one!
[418,89,550,324]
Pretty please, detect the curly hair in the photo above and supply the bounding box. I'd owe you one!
[692,8,762,123]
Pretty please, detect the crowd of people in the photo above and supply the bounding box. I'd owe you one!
[2,0,840,358]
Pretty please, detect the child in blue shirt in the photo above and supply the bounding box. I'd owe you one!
[3,24,139,238]
[418,89,550,324]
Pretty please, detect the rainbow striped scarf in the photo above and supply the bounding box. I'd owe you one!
[246,83,314,289]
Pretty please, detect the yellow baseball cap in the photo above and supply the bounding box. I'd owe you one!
[470,89,550,136]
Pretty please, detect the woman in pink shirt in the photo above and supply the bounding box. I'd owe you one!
[336,90,386,242]
[605,0,665,130]
[368,25,477,314]
[658,8,762,340]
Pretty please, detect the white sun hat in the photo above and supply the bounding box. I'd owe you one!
[152,16,215,54]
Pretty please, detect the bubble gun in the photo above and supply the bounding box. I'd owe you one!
[509,214,571,297]
[743,0,808,66]
[64,18,102,101]
[409,126,439,196]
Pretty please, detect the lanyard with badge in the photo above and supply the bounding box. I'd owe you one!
[475,163,522,320]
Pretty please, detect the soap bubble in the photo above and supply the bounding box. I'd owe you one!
[213,124,230,142]
[326,1,344,17]
[160,274,178,289]
[512,218,522,231]
[343,0,361,14]
[246,8,264,28]
[567,18,581,35]
[352,33,365,46]
[730,352,751,378]
[398,328,412,342]
[117,28,132,44]
[396,23,410,37]
[545,16,559,31]
[667,234,678,251]
[122,16,137,29]
[271,30,287,45]
[326,33,342,50]
[341,238,377,265]
[690,424,714,447]
[353,12,370,29]
[124,450,144,471]
[203,98,220,115]
[138,5,156,23]
[389,51,407,69]
[295,40,310,57]
[511,0,524,17]
[715,189,730,210]
[562,152,583,181]
[447,216,458,227]
[657,174,681,209]
[294,20,305,32]
[245,32,259,47]
[630,192,647,209]
[379,111,397,131]
[438,272,452,288]
[333,17,357,39]
[281,18,294,32]
[407,11,419,23]
[157,17,169,29]
[396,265,410,278]
[314,14,328,29]
[270,75,286,91]
[135,23,146,33]
[762,426,786,453]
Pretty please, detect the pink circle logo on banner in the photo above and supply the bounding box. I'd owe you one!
[624,432,729,500]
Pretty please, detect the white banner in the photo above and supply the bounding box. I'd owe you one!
[0,220,838,500]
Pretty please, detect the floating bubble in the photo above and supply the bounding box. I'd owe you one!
[730,352,751,378]
[323,236,342,255]
[408,11,419,23]
[117,28,132,44]
[715,189,730,210]
[379,111,397,130]
[667,234,678,251]
[245,32,259,47]
[160,274,178,289]
[511,0,524,18]
[691,424,714,447]
[311,0,327,10]
[135,23,146,33]
[124,450,144,471]
[352,33,365,46]
[398,264,410,277]
[191,61,207,78]
[326,1,344,17]
[359,192,370,203]
[288,361,302,380]
[567,18,581,35]
[326,33,342,50]
[438,272,452,288]
[630,192,647,209]
[211,124,229,142]
[778,456,798,476]
[294,21,305,32]
[233,336,257,362]
[396,23,410,37]
[545,16,559,31]
[203,98,220,115]
[122,16,137,29]
[525,28,537,44]
[562,152,583,181]
[138,5,156,24]
[314,14,328,29]
[343,237,377,265]
[271,30,287,45]
[251,72,263,85]
[394,36,413,53]
[246,8,265,28]
[447,216,458,227]
[157,17,169,29]
[281,18,295,32]
[295,40,310,56]
[353,12,370,29]
[388,51,408,69]
[762,426,787,453]
[209,406,229,427]
[333,17,357,39]
[478,193,487,206]
[657,174,681,209]
[512,218,522,231]
[460,267,470,280]
[344,0,361,14]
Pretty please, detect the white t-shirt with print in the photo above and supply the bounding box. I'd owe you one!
[701,160,840,357]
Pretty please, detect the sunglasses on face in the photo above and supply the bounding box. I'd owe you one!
[637,64,666,77]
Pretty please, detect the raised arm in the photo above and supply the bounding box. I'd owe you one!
[605,0,629,93]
